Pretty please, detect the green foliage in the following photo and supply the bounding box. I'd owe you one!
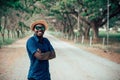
[19,22,24,27]
[4,39,15,45]
[99,31,120,39]
[40,0,56,9]
[0,36,15,46]
[48,26,55,31]
[0,0,23,11]
[0,26,2,31]
[0,0,119,44]
[81,12,88,16]
[18,21,29,29]
[109,17,119,28]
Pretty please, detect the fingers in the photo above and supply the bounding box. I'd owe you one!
[37,48,41,52]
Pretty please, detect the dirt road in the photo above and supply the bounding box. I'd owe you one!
[0,32,120,80]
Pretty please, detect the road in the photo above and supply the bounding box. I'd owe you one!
[0,32,120,80]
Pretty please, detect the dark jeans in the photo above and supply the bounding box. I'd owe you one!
[28,78,36,80]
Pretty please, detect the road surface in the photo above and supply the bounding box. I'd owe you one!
[0,32,120,80]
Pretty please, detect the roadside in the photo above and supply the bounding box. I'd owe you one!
[0,36,29,80]
[59,38,120,64]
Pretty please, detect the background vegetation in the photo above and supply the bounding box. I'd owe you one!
[0,0,120,50]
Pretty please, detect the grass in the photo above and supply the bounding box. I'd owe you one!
[99,31,120,38]
[99,31,120,42]
[48,30,120,40]
[0,37,16,47]
[0,31,32,48]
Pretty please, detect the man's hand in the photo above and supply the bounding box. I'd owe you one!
[34,49,55,60]
[49,51,56,59]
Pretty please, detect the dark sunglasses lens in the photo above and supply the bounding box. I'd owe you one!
[41,27,45,31]
[35,26,45,31]
[35,26,39,30]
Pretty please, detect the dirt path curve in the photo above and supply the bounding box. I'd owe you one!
[0,32,120,80]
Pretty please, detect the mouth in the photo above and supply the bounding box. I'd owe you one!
[36,31,44,36]
[38,31,42,34]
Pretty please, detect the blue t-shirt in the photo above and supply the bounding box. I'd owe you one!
[26,35,54,80]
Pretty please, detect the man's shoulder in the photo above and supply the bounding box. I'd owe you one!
[27,36,35,42]
[43,37,49,41]
[28,36,34,40]
[43,37,48,40]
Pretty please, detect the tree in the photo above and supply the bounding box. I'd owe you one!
[76,0,120,40]
[0,0,41,38]
[40,0,120,41]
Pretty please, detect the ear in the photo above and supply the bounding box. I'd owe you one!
[33,28,37,32]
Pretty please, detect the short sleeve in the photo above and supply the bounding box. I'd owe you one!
[45,38,54,51]
[26,38,38,55]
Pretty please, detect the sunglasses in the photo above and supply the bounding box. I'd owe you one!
[35,25,45,31]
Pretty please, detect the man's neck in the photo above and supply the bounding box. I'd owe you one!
[37,36,43,43]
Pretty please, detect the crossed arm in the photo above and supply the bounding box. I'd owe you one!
[34,49,56,60]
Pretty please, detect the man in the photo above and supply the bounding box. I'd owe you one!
[26,20,56,80]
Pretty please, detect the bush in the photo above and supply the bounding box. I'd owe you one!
[48,26,55,31]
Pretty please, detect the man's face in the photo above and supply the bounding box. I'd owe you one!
[34,24,45,37]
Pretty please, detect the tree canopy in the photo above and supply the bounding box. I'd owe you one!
[40,0,120,40]
[0,0,120,41]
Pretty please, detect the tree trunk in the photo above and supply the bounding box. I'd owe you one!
[84,26,90,39]
[2,16,7,42]
[7,29,10,39]
[91,22,99,42]
[17,30,20,38]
